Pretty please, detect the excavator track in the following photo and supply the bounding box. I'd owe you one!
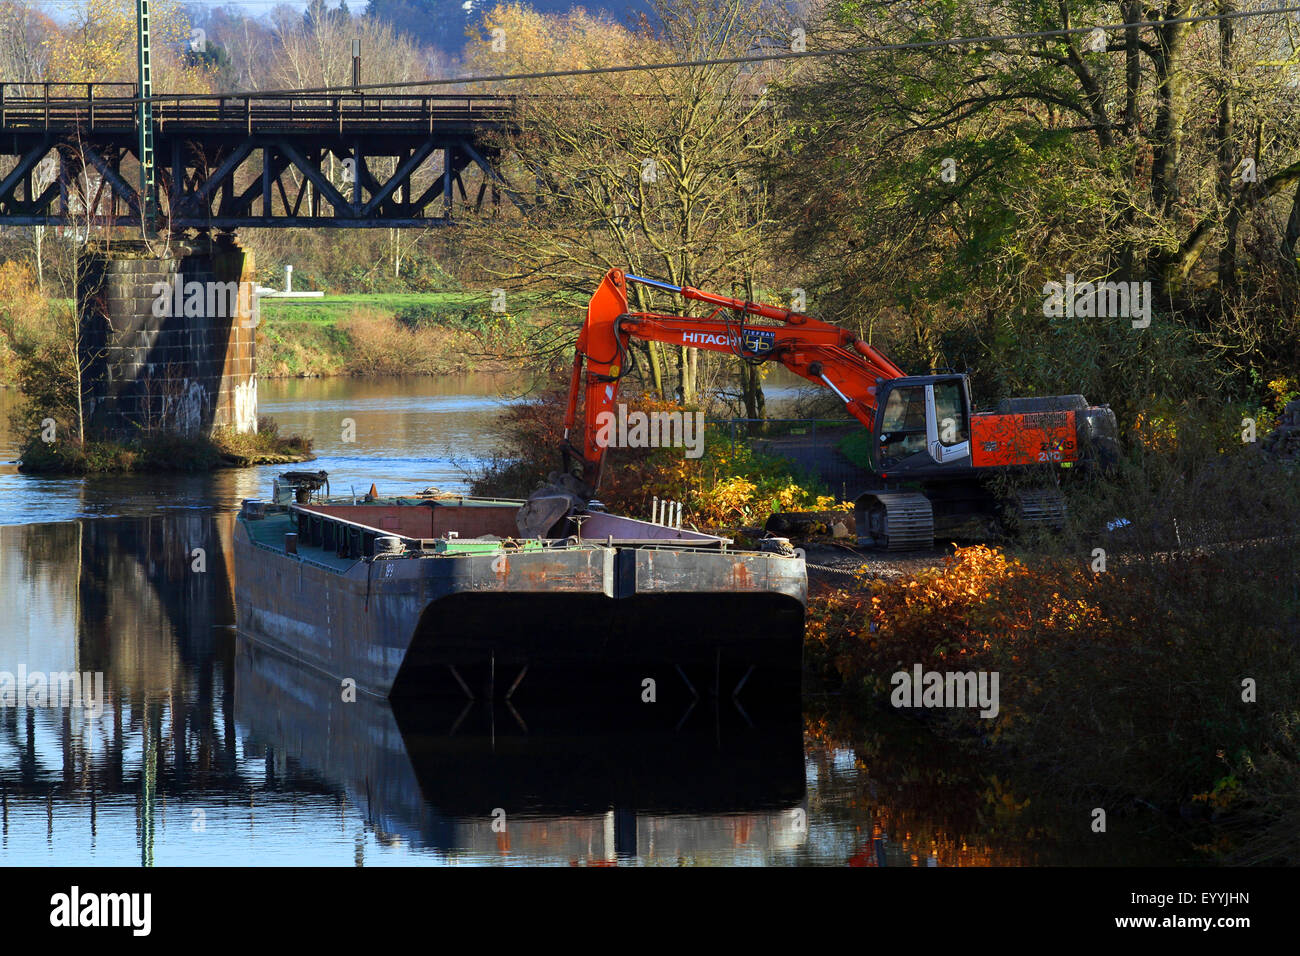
[1012,488,1067,530]
[856,492,935,551]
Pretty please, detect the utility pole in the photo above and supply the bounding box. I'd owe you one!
[136,0,156,233]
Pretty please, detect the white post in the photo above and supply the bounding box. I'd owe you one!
[285,264,293,294]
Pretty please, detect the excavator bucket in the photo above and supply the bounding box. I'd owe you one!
[517,472,593,538]
[516,492,574,539]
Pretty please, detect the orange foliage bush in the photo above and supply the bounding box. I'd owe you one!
[807,546,1116,707]
[807,538,1300,830]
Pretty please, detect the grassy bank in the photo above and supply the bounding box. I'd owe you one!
[17,416,314,474]
[0,290,542,387]
[257,293,537,378]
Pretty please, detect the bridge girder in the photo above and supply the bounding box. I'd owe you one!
[0,89,524,229]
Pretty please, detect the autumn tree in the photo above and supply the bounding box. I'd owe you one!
[234,3,441,288]
[460,0,794,408]
[773,1,1300,425]
[42,0,212,91]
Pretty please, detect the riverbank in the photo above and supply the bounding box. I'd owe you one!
[256,294,535,379]
[15,417,314,474]
[800,445,1300,866]
[0,375,513,525]
[0,291,538,388]
[472,390,1300,864]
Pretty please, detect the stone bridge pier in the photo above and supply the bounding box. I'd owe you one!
[79,236,258,439]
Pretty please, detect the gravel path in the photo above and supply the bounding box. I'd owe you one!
[799,541,951,589]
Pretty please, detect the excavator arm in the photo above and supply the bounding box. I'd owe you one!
[562,268,906,488]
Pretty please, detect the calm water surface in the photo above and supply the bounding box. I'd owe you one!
[0,377,1197,865]
[0,375,524,526]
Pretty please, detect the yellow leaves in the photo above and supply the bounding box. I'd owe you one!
[45,0,207,90]
[1133,408,1180,452]
[708,476,759,519]
[463,3,659,95]
[1267,377,1297,401]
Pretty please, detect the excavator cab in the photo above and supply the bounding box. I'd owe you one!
[873,375,973,474]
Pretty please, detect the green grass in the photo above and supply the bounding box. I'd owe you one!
[259,292,539,326]
[838,428,875,470]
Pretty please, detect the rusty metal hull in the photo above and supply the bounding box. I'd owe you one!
[234,505,806,698]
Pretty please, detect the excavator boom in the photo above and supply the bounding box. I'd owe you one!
[563,269,905,486]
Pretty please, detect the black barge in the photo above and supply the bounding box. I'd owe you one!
[234,483,807,698]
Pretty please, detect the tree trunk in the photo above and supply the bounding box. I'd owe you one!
[629,284,666,399]
[678,345,697,406]
[1119,0,1142,278]
[1124,1,1140,133]
[740,277,765,422]
[1283,178,1300,268]
[1215,3,1239,299]
[1280,179,1300,318]
[741,363,765,421]
[646,341,665,399]
[1151,7,1191,214]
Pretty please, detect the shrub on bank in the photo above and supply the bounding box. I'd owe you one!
[807,438,1300,863]
[16,416,313,473]
[260,310,480,378]
[467,389,833,527]
[808,542,1300,860]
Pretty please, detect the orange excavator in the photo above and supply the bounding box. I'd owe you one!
[518,269,1119,550]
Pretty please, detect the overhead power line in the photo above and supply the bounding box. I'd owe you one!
[30,3,1300,103]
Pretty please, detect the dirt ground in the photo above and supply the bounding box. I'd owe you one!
[798,540,951,590]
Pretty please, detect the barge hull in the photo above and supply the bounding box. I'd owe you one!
[234,505,806,698]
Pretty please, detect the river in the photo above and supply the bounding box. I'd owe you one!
[0,376,1196,865]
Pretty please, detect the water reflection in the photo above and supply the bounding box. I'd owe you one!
[1,514,814,865]
[236,641,807,863]
[0,512,1201,866]
[0,371,826,527]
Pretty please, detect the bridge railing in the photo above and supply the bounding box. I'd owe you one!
[0,81,137,130]
[0,81,137,99]
[0,84,518,132]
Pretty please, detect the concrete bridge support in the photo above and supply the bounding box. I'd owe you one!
[79,236,258,438]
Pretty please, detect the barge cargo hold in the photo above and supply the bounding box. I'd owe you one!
[234,489,807,698]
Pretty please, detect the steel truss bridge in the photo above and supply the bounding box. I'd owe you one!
[0,82,523,230]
